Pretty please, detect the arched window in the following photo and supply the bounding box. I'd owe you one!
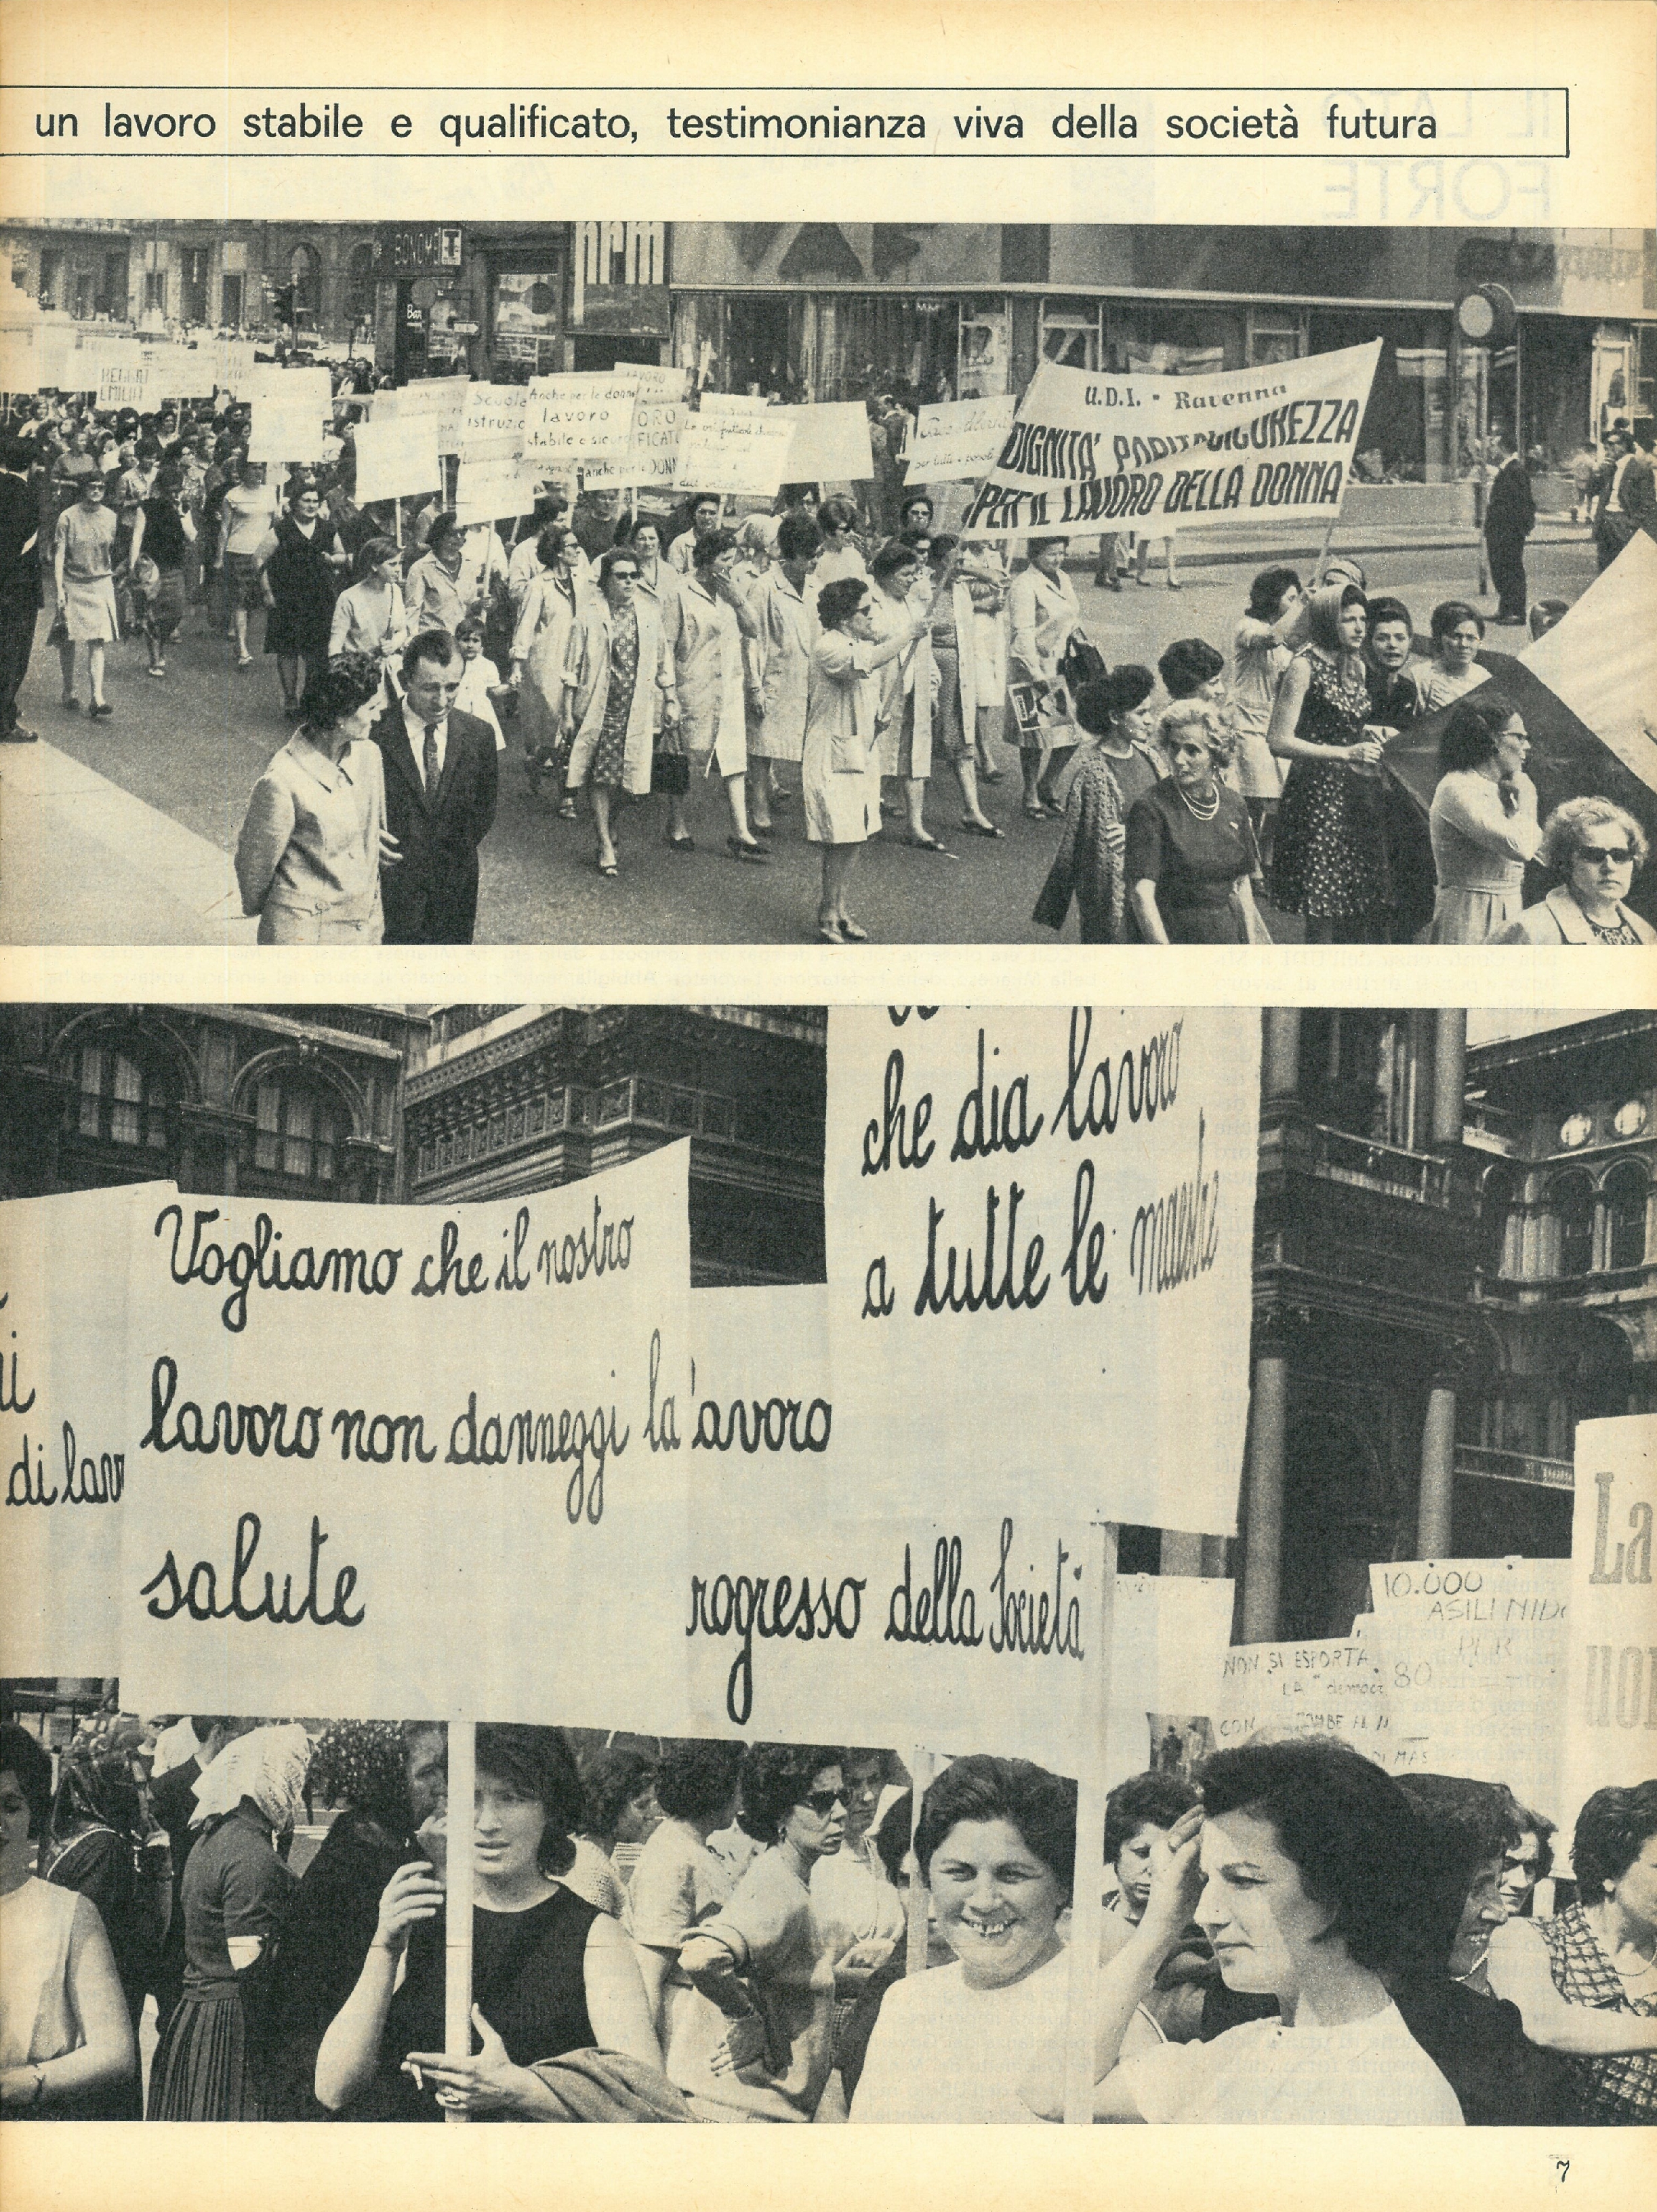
[72,1037,173,1150]
[1550,1171,1595,1277]
[1605,1162,1649,1271]
[254,1073,342,1183]
[344,241,375,328]
[1479,1164,1518,1277]
[289,243,319,322]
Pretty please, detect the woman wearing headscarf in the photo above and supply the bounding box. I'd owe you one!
[1031,665,1158,944]
[1,1724,136,2121]
[146,1723,310,2121]
[512,523,591,814]
[1266,581,1393,942]
[1426,695,1542,943]
[264,1721,447,2120]
[1494,798,1656,946]
[42,1719,163,2074]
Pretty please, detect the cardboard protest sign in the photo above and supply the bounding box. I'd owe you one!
[1214,1632,1429,1775]
[1,1186,173,1677]
[246,365,333,415]
[247,399,329,464]
[674,410,796,497]
[775,402,874,484]
[352,415,442,504]
[961,340,1381,538]
[525,372,641,472]
[453,452,544,528]
[699,393,773,415]
[117,1146,693,1726]
[207,338,258,395]
[1367,1555,1570,1820]
[675,1286,1233,1777]
[391,376,468,455]
[823,1008,1258,1534]
[96,352,152,412]
[1560,1416,1656,1858]
[906,396,1017,484]
[582,364,692,490]
[0,326,43,394]
[458,383,529,461]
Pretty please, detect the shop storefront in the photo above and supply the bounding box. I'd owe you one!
[375,222,573,382]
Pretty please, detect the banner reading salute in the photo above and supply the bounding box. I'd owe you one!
[960,340,1381,538]
[117,1146,693,1725]
[823,1007,1259,1535]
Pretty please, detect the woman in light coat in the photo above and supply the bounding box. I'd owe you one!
[511,524,590,813]
[1006,537,1086,817]
[562,546,677,876]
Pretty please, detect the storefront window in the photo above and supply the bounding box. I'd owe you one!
[1309,311,1451,483]
[958,302,1008,397]
[491,270,561,375]
[1040,299,1103,370]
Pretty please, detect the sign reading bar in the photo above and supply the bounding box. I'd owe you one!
[823,1006,1258,1534]
[960,340,1381,538]
[118,1147,693,1725]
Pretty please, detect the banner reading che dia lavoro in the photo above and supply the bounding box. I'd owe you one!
[1,1185,174,1678]
[960,341,1381,538]
[674,1286,1233,1780]
[823,1008,1259,1538]
[117,1146,692,1725]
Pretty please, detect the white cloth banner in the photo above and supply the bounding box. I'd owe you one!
[960,340,1382,537]
[1367,1555,1571,1822]
[1,1186,173,1678]
[118,1147,693,1723]
[906,396,1018,484]
[823,1008,1258,1535]
[1560,1416,1657,1862]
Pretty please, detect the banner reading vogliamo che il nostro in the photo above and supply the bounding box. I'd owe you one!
[960,340,1381,537]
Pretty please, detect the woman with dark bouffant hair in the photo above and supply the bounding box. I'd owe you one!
[1023,1739,1464,2124]
[1426,693,1540,942]
[316,1723,661,2120]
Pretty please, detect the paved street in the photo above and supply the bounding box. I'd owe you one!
[3,531,1600,946]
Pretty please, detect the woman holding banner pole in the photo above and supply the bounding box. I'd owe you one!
[1006,537,1086,819]
[316,1724,662,2121]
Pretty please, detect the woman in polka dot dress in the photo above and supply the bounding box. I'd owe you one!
[1266,582,1393,941]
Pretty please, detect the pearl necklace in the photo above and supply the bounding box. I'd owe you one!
[1177,780,1221,823]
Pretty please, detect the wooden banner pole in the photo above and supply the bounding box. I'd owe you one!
[1061,1519,1120,2127]
[443,1714,474,2124]
[905,1745,937,1980]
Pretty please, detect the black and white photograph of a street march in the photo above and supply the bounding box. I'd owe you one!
[1,220,1652,947]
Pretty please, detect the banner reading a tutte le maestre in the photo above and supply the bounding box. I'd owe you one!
[823,1007,1258,1536]
[115,1145,693,1725]
[959,340,1380,537]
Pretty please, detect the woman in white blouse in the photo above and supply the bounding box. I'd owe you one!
[1427,694,1541,942]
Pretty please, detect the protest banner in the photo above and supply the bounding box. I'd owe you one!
[458,382,529,460]
[1367,1555,1570,1820]
[959,340,1381,538]
[453,451,544,528]
[698,392,773,415]
[247,398,330,464]
[524,371,642,472]
[117,1145,693,1726]
[246,364,333,416]
[775,401,874,483]
[0,325,43,394]
[1,1185,173,1678]
[582,363,692,490]
[392,375,469,456]
[673,409,796,497]
[1560,1415,1656,1859]
[352,415,443,505]
[823,1006,1258,1534]
[96,352,152,412]
[905,395,1017,483]
[1214,1631,1429,1774]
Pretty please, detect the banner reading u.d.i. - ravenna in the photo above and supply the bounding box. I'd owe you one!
[961,340,1381,537]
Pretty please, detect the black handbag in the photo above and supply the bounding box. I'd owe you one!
[1058,636,1109,695]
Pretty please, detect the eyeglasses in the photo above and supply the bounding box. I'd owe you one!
[801,1788,848,1817]
[1577,845,1633,865]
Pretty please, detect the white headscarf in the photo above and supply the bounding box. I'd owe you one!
[148,1715,199,1780]
[189,1723,312,1833]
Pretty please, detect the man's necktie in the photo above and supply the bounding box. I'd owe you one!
[423,721,439,798]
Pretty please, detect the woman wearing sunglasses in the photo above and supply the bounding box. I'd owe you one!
[1494,797,1654,945]
[677,1745,884,2121]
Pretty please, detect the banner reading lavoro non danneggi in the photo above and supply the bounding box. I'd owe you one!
[960,340,1381,538]
[117,1145,692,1724]
[823,1007,1258,1537]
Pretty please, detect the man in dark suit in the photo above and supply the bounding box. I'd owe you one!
[372,627,499,944]
[0,434,45,742]
[1591,424,1657,571]
[1482,429,1535,626]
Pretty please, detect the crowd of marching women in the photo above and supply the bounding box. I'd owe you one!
[1,383,1650,947]
[4,1708,1655,2125]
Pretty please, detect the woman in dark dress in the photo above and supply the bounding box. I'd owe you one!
[1266,581,1393,941]
[146,1724,310,2121]
[258,480,347,718]
[315,1724,661,2120]
[1032,664,1158,944]
[126,460,197,678]
[265,1720,447,2119]
[42,1721,163,2093]
[1125,701,1267,944]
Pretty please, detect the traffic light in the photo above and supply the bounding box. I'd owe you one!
[268,282,297,326]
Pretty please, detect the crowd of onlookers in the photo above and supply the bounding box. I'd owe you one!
[4,1706,1654,2126]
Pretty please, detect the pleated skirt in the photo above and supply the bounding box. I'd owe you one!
[147,1983,269,2121]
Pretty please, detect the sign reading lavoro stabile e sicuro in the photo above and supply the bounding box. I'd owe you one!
[116,1144,693,1725]
[960,340,1381,537]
